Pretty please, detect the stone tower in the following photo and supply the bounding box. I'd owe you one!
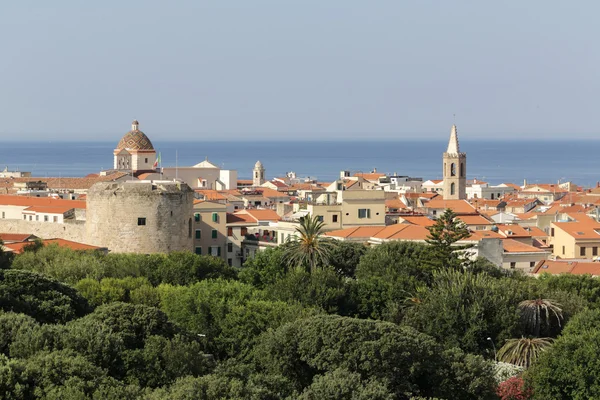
[253,160,265,186]
[86,181,194,253]
[113,120,157,174]
[442,125,466,200]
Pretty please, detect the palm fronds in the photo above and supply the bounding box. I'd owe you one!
[497,337,553,368]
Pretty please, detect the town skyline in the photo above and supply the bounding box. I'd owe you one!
[1,1,599,140]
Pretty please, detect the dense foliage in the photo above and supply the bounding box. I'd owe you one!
[1,212,598,398]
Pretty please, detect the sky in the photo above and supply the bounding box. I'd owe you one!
[0,1,599,141]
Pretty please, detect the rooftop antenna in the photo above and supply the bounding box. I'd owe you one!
[176,150,178,180]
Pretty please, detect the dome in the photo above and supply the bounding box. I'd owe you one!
[254,160,264,169]
[116,121,154,151]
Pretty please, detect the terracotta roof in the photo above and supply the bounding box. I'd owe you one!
[372,224,430,241]
[0,195,86,209]
[325,226,386,239]
[0,173,130,192]
[195,189,227,201]
[0,233,36,243]
[533,260,600,275]
[502,183,522,191]
[353,172,385,181]
[496,224,537,238]
[243,209,281,221]
[425,199,477,214]
[400,215,436,227]
[5,239,104,254]
[237,179,253,185]
[226,213,256,224]
[456,215,494,226]
[502,239,546,253]
[267,180,289,188]
[553,218,600,240]
[404,192,439,199]
[23,205,77,214]
[385,199,408,211]
[468,230,504,240]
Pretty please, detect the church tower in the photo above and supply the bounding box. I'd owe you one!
[442,125,466,200]
[253,160,265,186]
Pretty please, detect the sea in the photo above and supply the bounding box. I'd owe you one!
[0,139,599,187]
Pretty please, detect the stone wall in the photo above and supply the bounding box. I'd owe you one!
[86,181,194,253]
[0,219,87,243]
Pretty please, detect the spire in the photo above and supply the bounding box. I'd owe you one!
[446,124,460,154]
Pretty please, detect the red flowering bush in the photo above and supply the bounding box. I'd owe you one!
[497,376,532,400]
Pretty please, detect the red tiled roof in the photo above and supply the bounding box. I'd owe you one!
[425,199,477,214]
[0,195,86,209]
[0,233,36,243]
[5,239,103,254]
[533,260,600,275]
[502,239,546,253]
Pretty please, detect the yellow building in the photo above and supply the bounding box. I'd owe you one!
[549,213,600,259]
[192,200,228,261]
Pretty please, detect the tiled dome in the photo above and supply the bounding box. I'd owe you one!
[116,121,154,150]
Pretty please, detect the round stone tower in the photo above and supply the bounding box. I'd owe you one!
[86,181,194,253]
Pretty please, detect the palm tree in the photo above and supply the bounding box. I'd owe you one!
[497,337,554,368]
[282,214,336,273]
[518,299,563,337]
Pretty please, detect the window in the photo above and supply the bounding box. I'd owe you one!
[145,158,148,163]
[195,247,202,255]
[562,246,565,255]
[44,216,48,222]
[450,163,456,177]
[530,261,536,269]
[450,182,456,196]
[195,229,201,239]
[188,218,192,237]
[138,217,146,226]
[210,246,221,256]
[212,213,218,223]
[194,213,200,222]
[358,209,370,219]
[53,216,58,222]
[227,243,233,252]
[29,215,32,221]
[332,214,338,223]
[460,163,465,178]
[227,258,232,266]
[550,228,554,237]
[227,227,233,236]
[510,262,516,269]
[316,215,323,222]
[23,215,26,220]
[580,247,586,257]
[212,229,218,239]
[594,247,598,256]
[36,215,39,221]
[1,212,4,218]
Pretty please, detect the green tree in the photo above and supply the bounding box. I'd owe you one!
[252,314,496,399]
[403,269,527,355]
[0,239,14,269]
[265,268,349,314]
[525,328,600,399]
[328,241,367,278]
[282,214,336,272]
[297,368,394,400]
[239,247,287,289]
[518,298,563,337]
[497,337,553,368]
[0,311,38,355]
[0,269,91,323]
[425,208,473,270]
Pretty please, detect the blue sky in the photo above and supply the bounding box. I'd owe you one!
[0,1,598,140]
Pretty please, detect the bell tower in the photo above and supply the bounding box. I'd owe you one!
[253,160,265,186]
[442,125,466,200]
